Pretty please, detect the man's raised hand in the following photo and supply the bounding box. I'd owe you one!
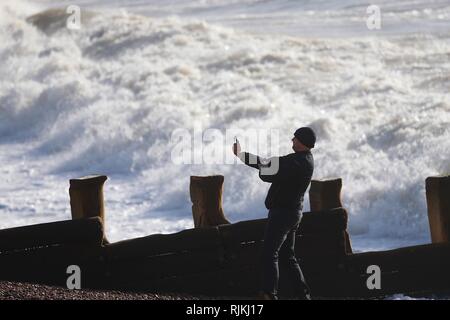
[233,138,241,156]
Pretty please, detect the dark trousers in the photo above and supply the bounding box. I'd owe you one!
[261,207,310,297]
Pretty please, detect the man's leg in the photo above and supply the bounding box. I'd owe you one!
[261,208,297,298]
[280,226,311,299]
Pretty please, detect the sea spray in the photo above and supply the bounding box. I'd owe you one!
[0,1,448,248]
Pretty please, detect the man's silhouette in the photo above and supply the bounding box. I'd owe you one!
[233,127,316,300]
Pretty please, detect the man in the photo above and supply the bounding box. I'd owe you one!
[233,127,316,300]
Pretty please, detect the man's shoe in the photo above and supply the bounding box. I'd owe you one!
[294,290,312,300]
[258,291,278,300]
[299,292,312,300]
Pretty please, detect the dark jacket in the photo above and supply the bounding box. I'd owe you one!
[240,151,314,210]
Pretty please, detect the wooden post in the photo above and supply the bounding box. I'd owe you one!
[309,178,343,212]
[426,175,450,243]
[69,175,108,243]
[190,175,230,228]
[308,178,352,254]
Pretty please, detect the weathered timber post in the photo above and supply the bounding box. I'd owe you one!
[190,175,230,227]
[69,175,108,243]
[426,175,450,243]
[309,178,343,212]
[308,178,352,254]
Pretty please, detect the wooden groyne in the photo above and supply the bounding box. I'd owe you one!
[0,175,449,298]
[0,217,104,287]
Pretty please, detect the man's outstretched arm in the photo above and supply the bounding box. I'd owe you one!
[237,150,287,183]
[238,152,263,169]
[233,139,263,169]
